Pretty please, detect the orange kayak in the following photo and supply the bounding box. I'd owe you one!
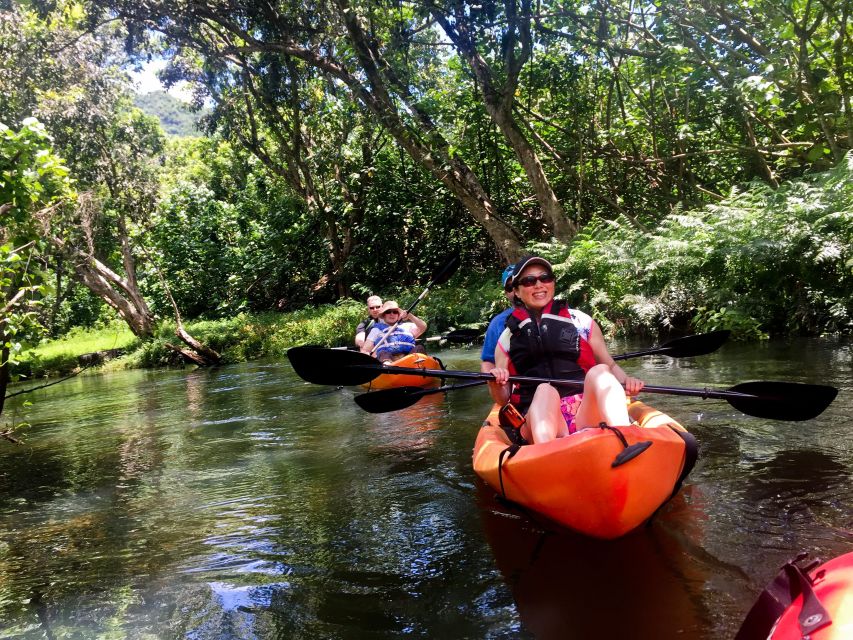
[360,353,444,391]
[472,400,696,539]
[769,552,853,639]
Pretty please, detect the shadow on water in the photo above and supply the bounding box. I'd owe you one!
[740,449,850,503]
[0,338,850,638]
[475,480,716,640]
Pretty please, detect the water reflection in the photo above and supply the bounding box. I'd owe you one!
[363,392,445,474]
[477,486,708,640]
[0,338,849,638]
[741,449,849,502]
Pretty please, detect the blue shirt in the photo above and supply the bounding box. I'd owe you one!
[480,308,513,363]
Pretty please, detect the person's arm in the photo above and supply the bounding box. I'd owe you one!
[355,318,368,347]
[487,341,511,405]
[400,311,427,338]
[361,327,380,354]
[587,321,644,396]
[480,311,507,367]
[481,329,512,405]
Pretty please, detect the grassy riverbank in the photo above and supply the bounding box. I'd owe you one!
[14,284,505,380]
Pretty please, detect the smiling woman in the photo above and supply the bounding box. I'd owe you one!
[487,255,645,444]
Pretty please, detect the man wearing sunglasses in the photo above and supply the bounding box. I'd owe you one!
[480,264,519,374]
[487,255,645,445]
[355,295,383,348]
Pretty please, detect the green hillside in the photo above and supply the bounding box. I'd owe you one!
[133,90,202,137]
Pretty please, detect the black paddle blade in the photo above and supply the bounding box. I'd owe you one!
[430,255,461,286]
[661,330,731,358]
[286,346,382,386]
[354,380,486,413]
[354,386,431,413]
[726,381,838,421]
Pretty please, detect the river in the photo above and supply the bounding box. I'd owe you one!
[0,337,850,639]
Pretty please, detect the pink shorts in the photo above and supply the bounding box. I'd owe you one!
[560,393,584,434]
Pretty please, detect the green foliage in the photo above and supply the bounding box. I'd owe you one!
[1,119,71,232]
[146,182,244,317]
[133,91,204,137]
[553,154,853,338]
[1,119,73,375]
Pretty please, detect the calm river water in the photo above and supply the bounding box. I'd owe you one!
[1,338,851,639]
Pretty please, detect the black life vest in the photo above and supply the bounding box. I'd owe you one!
[505,300,593,412]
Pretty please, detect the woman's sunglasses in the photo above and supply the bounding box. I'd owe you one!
[516,272,555,287]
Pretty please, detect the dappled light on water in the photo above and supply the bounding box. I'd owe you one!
[0,338,850,637]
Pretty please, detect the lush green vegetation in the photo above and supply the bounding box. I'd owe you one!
[2,0,852,400]
[16,152,853,380]
[548,155,853,339]
[133,91,203,137]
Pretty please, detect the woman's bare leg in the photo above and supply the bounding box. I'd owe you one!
[523,384,569,443]
[574,364,631,428]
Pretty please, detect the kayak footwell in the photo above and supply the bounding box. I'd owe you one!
[472,400,694,539]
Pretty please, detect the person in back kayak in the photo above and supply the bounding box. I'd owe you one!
[480,263,519,374]
[487,255,644,444]
[361,301,428,362]
[355,295,383,347]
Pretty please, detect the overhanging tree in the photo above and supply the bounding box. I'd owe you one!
[94,0,527,261]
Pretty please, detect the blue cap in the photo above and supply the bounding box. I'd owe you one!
[501,265,515,289]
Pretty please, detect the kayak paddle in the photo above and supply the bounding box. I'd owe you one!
[442,328,484,344]
[286,346,838,420]
[354,380,485,413]
[369,255,461,355]
[612,330,731,360]
[352,330,731,412]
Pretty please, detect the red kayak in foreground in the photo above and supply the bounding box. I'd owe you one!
[472,400,697,539]
[737,551,853,639]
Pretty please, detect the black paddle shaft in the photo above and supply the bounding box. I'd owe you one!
[370,256,461,355]
[287,347,838,421]
[353,330,733,413]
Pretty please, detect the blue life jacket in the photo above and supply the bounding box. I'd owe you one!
[372,322,417,358]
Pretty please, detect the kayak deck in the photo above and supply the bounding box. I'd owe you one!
[360,353,444,390]
[472,400,695,539]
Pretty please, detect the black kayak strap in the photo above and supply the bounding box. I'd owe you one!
[734,554,832,640]
[497,444,521,498]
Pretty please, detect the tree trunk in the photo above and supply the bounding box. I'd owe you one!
[434,8,577,242]
[332,0,525,260]
[486,102,577,241]
[175,324,221,364]
[0,339,9,418]
[48,235,156,338]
